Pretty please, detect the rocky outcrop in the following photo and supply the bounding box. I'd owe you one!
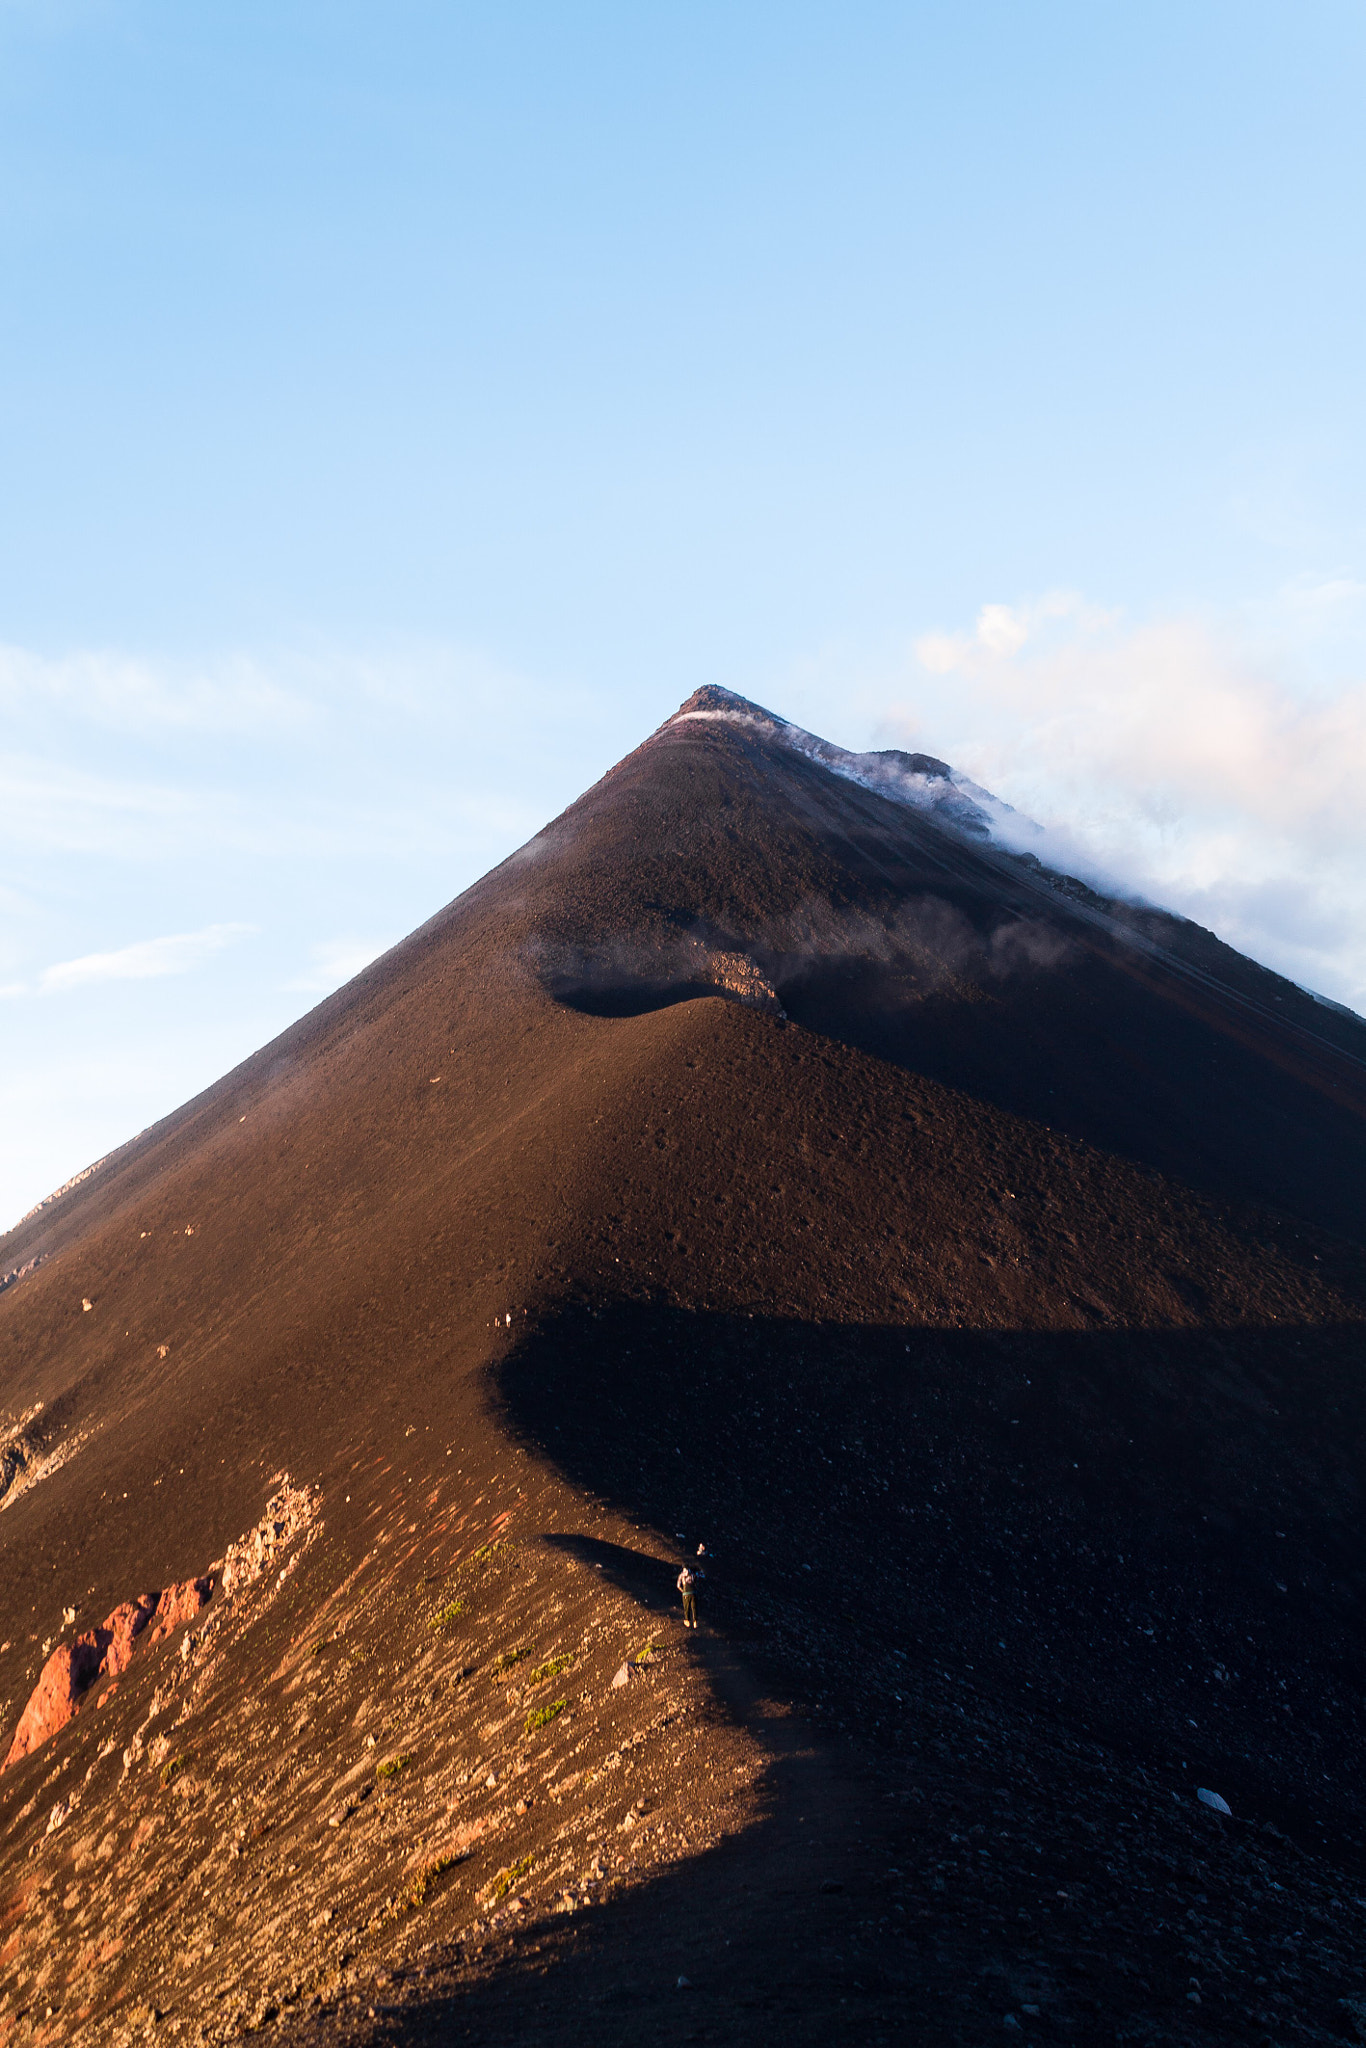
[689,945,785,1016]
[99,1594,158,1679]
[3,1632,106,1767]
[2,1479,320,1773]
[4,1578,212,1769]
[0,1402,45,1506]
[147,1576,213,1645]
[0,1401,92,1514]
[0,1253,44,1297]
[216,1477,321,1599]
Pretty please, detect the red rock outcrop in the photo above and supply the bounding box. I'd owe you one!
[100,1596,157,1678]
[146,1576,212,1644]
[4,1633,105,1769]
[2,1580,211,1771]
[2,1479,319,1774]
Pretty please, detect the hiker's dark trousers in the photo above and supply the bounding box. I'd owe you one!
[682,1593,697,1626]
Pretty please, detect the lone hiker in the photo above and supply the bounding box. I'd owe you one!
[677,1560,700,1629]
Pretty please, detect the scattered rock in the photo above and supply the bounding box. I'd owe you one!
[217,1478,322,1599]
[0,1252,44,1295]
[1197,1788,1232,1816]
[1339,1995,1366,2042]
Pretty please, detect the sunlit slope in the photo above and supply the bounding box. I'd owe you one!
[0,693,1363,2040]
[2,690,1363,1673]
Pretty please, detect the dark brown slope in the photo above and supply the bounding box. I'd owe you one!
[0,691,1363,2045]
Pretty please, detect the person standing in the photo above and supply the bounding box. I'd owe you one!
[677,1560,699,1629]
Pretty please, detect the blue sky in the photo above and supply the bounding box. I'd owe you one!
[3,2,1365,1226]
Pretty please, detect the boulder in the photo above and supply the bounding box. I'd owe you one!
[3,1632,104,1768]
[147,1576,213,1643]
[101,1596,158,1677]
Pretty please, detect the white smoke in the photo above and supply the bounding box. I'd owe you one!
[878,592,1366,1015]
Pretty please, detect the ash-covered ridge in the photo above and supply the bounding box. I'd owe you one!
[665,684,1013,845]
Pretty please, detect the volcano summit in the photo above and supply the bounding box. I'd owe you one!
[1,689,1365,2045]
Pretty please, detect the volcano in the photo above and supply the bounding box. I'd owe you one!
[1,687,1365,2046]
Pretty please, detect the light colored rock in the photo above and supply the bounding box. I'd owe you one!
[1197,1787,1232,1816]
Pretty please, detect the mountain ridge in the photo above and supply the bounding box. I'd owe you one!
[0,694,1363,2044]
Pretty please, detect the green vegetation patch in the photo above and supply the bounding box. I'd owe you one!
[159,1756,186,1789]
[376,1754,413,1782]
[528,1653,574,1685]
[524,1698,566,1736]
[383,1849,466,1922]
[492,1646,528,1677]
[408,1850,462,1909]
[486,1851,535,1904]
[421,1541,519,1633]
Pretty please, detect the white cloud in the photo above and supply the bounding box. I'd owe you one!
[283,938,393,993]
[0,754,229,857]
[0,643,313,739]
[2,923,256,998]
[1278,573,1366,621]
[0,641,585,863]
[883,593,1366,1013]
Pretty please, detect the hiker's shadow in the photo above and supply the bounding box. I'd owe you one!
[542,1532,678,1616]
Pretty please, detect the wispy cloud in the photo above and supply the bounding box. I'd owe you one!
[283,937,392,994]
[0,642,578,862]
[2,923,255,998]
[0,754,229,858]
[0,644,314,739]
[879,592,1366,1012]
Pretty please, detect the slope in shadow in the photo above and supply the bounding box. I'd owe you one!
[499,1302,1366,1848]
[541,1532,682,1614]
[771,929,1366,1245]
[346,1302,1366,2047]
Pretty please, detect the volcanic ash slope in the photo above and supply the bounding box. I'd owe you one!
[0,688,1364,2044]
